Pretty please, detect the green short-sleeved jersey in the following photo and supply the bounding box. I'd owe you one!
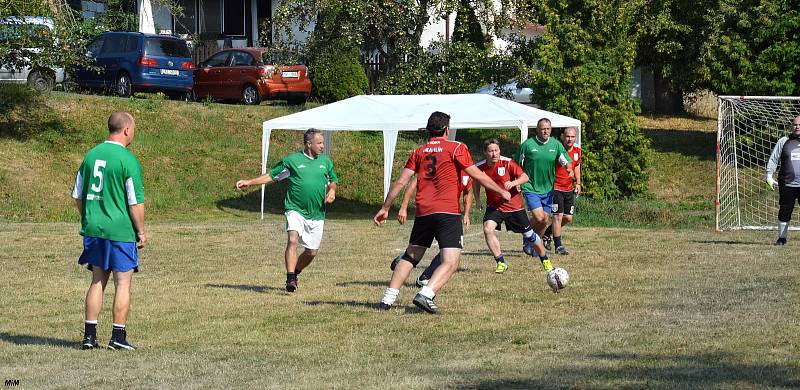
[269,152,338,220]
[73,141,145,242]
[514,136,571,194]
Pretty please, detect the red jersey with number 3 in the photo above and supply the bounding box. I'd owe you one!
[554,146,582,191]
[405,137,475,216]
[476,157,525,212]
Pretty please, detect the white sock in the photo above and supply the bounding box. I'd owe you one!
[779,222,789,239]
[381,288,399,305]
[523,230,534,239]
[419,286,435,299]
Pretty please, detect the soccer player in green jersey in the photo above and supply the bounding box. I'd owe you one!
[514,118,573,261]
[236,129,338,292]
[72,112,146,351]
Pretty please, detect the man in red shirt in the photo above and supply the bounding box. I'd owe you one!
[394,172,474,288]
[373,111,510,314]
[544,127,582,255]
[475,139,551,273]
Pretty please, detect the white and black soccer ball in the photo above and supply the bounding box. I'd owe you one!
[546,267,569,292]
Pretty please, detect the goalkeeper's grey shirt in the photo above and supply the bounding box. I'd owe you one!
[766,135,800,187]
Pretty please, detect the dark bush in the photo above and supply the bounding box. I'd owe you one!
[307,41,368,103]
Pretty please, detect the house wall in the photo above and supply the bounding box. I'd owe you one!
[270,0,313,46]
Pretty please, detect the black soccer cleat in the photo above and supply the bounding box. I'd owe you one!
[286,277,298,293]
[555,246,569,255]
[543,235,553,251]
[81,334,98,350]
[377,302,391,310]
[108,335,136,351]
[412,293,439,314]
[775,237,787,246]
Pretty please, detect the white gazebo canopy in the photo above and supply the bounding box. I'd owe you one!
[260,94,581,218]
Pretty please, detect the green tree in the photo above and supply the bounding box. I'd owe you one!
[452,0,486,50]
[702,0,800,95]
[509,0,651,198]
[635,0,719,112]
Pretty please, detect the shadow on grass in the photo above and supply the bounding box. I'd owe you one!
[215,186,380,220]
[303,300,384,310]
[458,352,799,389]
[690,239,765,245]
[642,128,716,161]
[204,283,284,293]
[0,85,71,141]
[0,332,76,348]
[336,280,387,288]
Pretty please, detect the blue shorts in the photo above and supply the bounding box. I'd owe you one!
[523,191,553,214]
[78,236,139,273]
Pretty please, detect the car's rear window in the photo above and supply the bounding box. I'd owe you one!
[144,38,190,58]
[0,23,51,43]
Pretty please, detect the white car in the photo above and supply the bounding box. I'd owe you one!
[0,16,65,92]
[475,79,536,106]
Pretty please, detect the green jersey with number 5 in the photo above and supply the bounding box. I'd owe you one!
[72,141,145,242]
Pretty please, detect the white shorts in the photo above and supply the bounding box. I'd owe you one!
[285,210,325,250]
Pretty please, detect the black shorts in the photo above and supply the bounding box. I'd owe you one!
[409,213,463,249]
[552,189,575,215]
[483,208,531,234]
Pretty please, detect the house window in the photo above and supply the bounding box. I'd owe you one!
[223,0,245,36]
[174,0,196,34]
[199,0,222,34]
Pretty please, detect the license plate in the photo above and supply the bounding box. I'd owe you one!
[281,71,299,78]
[160,69,179,76]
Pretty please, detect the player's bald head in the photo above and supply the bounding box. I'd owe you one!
[108,112,135,134]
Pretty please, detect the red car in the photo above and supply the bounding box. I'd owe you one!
[192,48,311,105]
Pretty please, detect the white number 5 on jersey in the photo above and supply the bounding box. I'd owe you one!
[91,160,107,193]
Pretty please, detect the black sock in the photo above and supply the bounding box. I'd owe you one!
[495,254,505,263]
[554,236,563,248]
[112,324,125,339]
[286,272,296,282]
[84,322,96,337]
[545,225,553,238]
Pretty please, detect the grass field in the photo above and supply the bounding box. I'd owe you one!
[1,219,798,388]
[4,90,796,388]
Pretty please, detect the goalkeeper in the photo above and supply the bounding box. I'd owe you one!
[765,115,800,245]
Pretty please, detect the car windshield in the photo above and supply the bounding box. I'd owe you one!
[144,38,190,57]
[0,23,51,43]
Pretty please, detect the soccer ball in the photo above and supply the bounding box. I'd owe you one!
[546,267,569,292]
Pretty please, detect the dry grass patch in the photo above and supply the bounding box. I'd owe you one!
[1,219,798,388]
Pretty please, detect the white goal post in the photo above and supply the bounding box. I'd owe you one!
[716,96,800,231]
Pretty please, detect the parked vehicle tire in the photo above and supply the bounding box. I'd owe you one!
[286,96,307,106]
[115,72,132,97]
[27,69,53,92]
[242,84,261,105]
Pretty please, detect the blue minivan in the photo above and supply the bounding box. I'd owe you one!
[75,32,194,98]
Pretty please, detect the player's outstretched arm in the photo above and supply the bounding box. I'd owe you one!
[128,203,146,249]
[375,168,414,225]
[462,186,474,228]
[235,173,274,190]
[505,173,529,190]
[397,178,417,224]
[325,182,337,204]
[464,166,511,201]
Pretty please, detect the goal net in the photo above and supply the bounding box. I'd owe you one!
[717,96,800,231]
